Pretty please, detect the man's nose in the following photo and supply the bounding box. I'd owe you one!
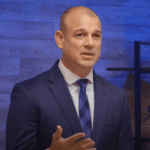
[84,35,94,48]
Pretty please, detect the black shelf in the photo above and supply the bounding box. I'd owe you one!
[106,41,150,150]
[107,68,134,71]
[107,68,150,73]
[140,42,150,45]
[133,138,150,143]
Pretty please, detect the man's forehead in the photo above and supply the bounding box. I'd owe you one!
[66,7,98,19]
[65,12,101,30]
[65,9,100,26]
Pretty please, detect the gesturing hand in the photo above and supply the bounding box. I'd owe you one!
[48,125,96,150]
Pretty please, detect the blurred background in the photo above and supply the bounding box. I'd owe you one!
[0,0,150,149]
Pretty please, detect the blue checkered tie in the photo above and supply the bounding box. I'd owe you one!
[76,79,92,138]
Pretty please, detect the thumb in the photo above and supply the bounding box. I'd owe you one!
[53,125,63,140]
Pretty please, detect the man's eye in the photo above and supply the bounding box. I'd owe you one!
[77,33,83,37]
[94,34,100,37]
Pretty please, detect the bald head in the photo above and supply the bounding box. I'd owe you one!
[60,6,100,35]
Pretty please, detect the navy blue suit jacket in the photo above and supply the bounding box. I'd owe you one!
[6,60,134,150]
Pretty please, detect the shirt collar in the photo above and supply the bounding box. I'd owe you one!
[58,59,93,85]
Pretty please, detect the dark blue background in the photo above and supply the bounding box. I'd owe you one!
[0,0,150,149]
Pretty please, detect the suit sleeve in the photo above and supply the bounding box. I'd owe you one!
[117,91,134,150]
[6,84,38,150]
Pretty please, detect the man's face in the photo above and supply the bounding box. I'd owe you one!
[61,10,102,70]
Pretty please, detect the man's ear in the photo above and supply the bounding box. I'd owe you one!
[55,30,64,49]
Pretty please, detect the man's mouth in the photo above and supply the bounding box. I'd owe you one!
[81,53,94,55]
[81,53,95,59]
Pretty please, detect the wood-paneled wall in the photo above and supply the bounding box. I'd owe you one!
[0,0,150,149]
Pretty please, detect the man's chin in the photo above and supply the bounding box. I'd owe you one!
[80,62,96,69]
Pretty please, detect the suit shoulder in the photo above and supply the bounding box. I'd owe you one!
[14,69,51,91]
[96,74,126,94]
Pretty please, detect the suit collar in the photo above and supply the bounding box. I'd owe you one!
[48,59,63,83]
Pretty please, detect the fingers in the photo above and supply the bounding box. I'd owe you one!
[83,141,95,150]
[52,125,63,140]
[65,132,86,145]
[73,138,95,150]
[76,138,92,145]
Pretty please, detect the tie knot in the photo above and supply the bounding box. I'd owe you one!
[76,79,88,88]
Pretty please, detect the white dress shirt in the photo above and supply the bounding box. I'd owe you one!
[58,59,95,130]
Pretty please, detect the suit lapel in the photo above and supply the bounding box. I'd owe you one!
[91,71,109,147]
[48,60,83,135]
[48,60,109,147]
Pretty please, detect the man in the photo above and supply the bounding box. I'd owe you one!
[6,6,134,150]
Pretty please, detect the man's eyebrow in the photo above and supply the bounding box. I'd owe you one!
[95,30,102,33]
[73,28,86,33]
[73,28,102,33]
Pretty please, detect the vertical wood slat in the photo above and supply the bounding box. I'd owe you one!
[0,76,19,94]
[0,2,68,21]
[0,39,61,58]
[0,21,54,40]
[0,57,20,75]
